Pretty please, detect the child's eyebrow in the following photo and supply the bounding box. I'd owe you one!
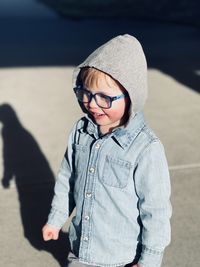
[83,87,110,96]
[84,86,118,97]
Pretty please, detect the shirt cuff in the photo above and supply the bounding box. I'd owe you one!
[138,245,164,267]
[47,208,68,229]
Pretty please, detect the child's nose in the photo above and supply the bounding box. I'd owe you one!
[88,96,99,108]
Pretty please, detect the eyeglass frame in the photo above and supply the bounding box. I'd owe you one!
[73,85,129,109]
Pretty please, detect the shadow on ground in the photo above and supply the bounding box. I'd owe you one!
[0,2,199,93]
[37,0,200,28]
[0,104,70,267]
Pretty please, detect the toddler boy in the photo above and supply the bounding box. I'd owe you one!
[42,34,171,267]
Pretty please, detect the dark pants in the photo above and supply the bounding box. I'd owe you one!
[66,252,126,267]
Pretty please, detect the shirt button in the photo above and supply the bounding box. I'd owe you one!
[84,215,90,221]
[95,143,100,149]
[89,167,95,173]
[86,192,92,198]
[83,236,89,242]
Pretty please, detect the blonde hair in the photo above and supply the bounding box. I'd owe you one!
[80,67,125,93]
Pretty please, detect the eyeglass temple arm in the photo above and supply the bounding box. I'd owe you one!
[111,92,129,101]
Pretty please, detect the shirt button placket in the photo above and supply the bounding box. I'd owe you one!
[80,140,102,260]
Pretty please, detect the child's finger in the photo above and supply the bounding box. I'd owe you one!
[43,231,53,241]
[52,232,59,240]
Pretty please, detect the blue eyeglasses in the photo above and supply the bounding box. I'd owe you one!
[73,86,128,109]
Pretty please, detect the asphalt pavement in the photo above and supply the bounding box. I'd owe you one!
[0,1,200,267]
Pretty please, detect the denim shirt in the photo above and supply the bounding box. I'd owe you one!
[47,112,172,267]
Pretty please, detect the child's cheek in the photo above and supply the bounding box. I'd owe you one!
[105,109,123,120]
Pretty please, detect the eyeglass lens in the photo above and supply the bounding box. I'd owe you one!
[76,89,111,108]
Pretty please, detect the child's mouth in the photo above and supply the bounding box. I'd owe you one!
[92,112,105,119]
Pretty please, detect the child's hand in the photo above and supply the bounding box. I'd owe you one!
[42,224,59,241]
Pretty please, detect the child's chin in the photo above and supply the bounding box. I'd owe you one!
[93,115,107,122]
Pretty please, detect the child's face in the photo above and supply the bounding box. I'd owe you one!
[82,71,130,134]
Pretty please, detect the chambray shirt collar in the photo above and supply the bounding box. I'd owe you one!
[113,112,146,149]
[82,112,145,148]
[80,114,99,139]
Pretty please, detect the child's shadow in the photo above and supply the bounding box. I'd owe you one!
[0,103,70,267]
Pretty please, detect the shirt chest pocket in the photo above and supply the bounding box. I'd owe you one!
[101,155,132,188]
[73,144,88,174]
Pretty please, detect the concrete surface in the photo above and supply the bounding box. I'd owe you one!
[0,1,200,267]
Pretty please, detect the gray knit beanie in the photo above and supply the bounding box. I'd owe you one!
[72,34,148,115]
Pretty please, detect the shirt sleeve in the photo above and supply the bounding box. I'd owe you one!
[47,127,76,229]
[134,140,172,267]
